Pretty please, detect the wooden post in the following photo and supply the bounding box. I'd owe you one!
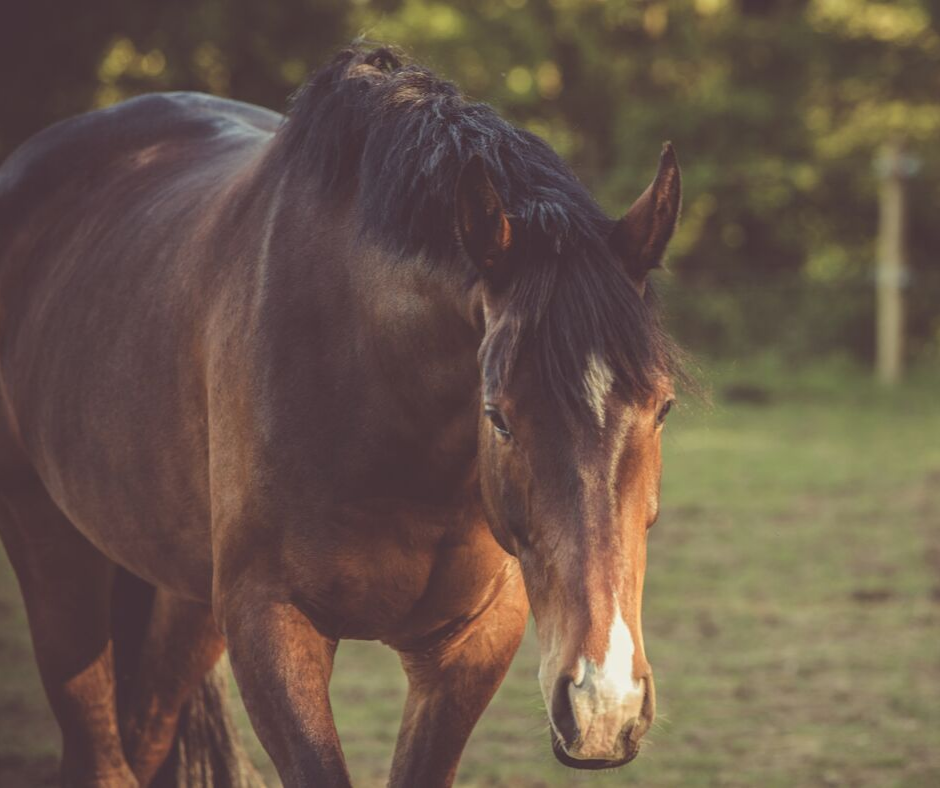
[875,140,910,385]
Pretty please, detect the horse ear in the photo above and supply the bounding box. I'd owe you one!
[455,155,513,282]
[610,143,681,291]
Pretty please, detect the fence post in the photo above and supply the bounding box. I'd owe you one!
[874,140,913,385]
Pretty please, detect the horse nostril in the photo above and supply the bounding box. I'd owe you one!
[551,676,579,748]
[620,718,637,747]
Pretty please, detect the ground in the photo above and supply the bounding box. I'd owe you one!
[1,359,938,787]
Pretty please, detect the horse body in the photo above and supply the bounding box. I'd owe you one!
[0,46,682,787]
[1,88,499,630]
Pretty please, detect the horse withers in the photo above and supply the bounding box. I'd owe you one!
[0,46,683,787]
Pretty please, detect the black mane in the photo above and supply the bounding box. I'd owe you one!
[279,45,682,410]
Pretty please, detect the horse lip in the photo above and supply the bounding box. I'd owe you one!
[549,728,640,770]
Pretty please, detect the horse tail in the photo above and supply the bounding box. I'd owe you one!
[155,657,264,788]
[111,567,264,788]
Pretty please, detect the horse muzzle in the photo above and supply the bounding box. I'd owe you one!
[547,668,655,769]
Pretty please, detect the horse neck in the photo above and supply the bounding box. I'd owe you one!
[231,166,486,498]
[340,239,486,453]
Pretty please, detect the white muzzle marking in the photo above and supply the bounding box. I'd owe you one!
[565,603,645,760]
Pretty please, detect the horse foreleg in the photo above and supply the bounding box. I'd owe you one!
[221,593,351,788]
[389,568,529,788]
[0,476,137,787]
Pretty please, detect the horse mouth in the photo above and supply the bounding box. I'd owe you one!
[549,729,641,770]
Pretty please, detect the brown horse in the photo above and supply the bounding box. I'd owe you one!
[0,46,683,787]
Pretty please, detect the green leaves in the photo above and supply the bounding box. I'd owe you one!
[5,0,938,360]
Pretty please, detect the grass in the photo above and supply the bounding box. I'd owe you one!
[2,359,939,786]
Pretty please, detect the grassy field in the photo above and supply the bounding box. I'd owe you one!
[1,360,938,786]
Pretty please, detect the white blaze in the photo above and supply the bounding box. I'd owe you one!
[583,353,614,428]
[599,604,643,700]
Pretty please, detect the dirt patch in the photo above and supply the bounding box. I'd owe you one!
[850,588,894,604]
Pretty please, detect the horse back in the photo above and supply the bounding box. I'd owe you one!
[0,91,282,313]
[0,92,279,199]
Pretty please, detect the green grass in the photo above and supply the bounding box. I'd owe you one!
[2,360,939,786]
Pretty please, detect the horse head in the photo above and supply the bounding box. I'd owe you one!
[457,145,681,767]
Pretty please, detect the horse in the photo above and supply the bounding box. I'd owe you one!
[0,45,683,787]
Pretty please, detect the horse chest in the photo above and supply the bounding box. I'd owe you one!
[284,499,515,644]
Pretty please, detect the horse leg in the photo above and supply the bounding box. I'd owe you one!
[0,474,137,787]
[118,588,259,787]
[389,568,529,788]
[220,593,351,788]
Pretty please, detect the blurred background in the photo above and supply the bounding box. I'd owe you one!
[1,1,938,786]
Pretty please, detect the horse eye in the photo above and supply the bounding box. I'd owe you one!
[656,399,674,426]
[484,406,512,439]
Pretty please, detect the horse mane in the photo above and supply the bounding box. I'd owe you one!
[278,44,684,410]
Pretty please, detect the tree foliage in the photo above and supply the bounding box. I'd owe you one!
[2,0,938,360]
